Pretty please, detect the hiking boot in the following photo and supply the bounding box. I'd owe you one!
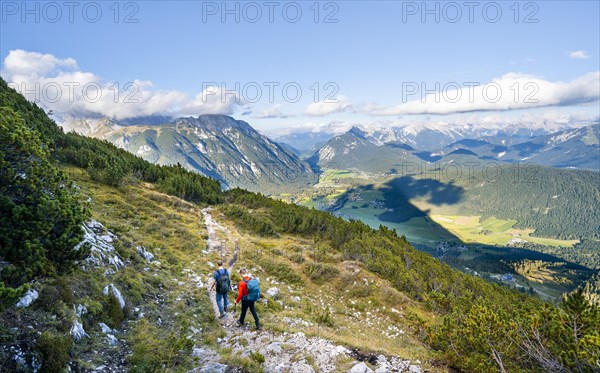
[236,320,244,327]
[219,310,225,318]
[255,326,262,331]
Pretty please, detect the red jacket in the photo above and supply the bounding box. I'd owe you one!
[236,275,251,303]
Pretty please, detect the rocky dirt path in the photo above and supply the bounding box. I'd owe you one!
[197,208,422,373]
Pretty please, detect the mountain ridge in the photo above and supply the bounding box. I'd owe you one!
[309,123,600,171]
[61,114,317,193]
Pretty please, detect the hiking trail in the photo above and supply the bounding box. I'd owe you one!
[197,208,423,373]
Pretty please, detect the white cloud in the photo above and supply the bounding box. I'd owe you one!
[366,72,600,116]
[570,50,590,59]
[179,87,244,117]
[305,95,352,116]
[253,104,293,119]
[2,49,78,77]
[269,120,356,136]
[1,50,244,120]
[271,110,598,138]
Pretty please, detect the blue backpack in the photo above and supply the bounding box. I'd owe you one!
[244,278,260,302]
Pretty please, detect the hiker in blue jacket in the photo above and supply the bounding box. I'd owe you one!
[210,261,231,318]
[235,268,261,330]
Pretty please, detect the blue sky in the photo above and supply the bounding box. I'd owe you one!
[1,1,599,133]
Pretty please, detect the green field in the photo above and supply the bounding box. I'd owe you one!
[430,215,580,248]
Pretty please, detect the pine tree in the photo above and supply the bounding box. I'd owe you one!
[0,107,88,293]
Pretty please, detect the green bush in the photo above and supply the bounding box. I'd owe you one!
[36,331,72,373]
[287,252,305,264]
[303,261,339,284]
[130,320,194,372]
[220,205,275,236]
[262,259,303,285]
[0,282,27,310]
[35,277,74,313]
[249,351,265,364]
[105,294,125,328]
[336,272,373,298]
[308,243,334,263]
[0,106,88,290]
[315,306,335,328]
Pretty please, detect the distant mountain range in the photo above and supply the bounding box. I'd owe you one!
[60,115,316,193]
[440,125,600,170]
[305,123,600,173]
[274,119,598,152]
[60,114,598,194]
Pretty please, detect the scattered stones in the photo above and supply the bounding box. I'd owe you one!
[266,342,283,354]
[106,334,118,346]
[266,287,280,298]
[198,363,228,373]
[282,316,313,328]
[201,208,230,252]
[240,349,256,358]
[349,362,374,373]
[136,246,154,261]
[409,365,422,373]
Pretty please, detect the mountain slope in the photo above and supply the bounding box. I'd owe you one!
[273,131,334,155]
[309,127,422,173]
[62,115,317,193]
[440,124,600,170]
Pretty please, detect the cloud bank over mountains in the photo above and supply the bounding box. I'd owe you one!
[1,49,245,120]
[365,72,600,116]
[2,49,599,130]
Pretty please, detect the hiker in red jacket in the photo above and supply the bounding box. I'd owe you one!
[235,268,261,330]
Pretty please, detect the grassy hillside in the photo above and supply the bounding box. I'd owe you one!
[1,167,221,371]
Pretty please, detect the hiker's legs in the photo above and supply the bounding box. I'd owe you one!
[239,300,249,324]
[249,301,260,328]
[223,292,229,312]
[216,292,224,313]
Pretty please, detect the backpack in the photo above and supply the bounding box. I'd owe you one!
[244,278,260,302]
[215,269,230,294]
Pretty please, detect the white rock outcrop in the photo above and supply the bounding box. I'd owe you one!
[103,283,125,309]
[137,246,154,261]
[16,289,38,308]
[77,220,124,270]
[106,334,118,346]
[99,322,113,334]
[70,320,88,341]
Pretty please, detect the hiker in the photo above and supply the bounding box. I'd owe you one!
[210,261,231,318]
[235,268,261,330]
